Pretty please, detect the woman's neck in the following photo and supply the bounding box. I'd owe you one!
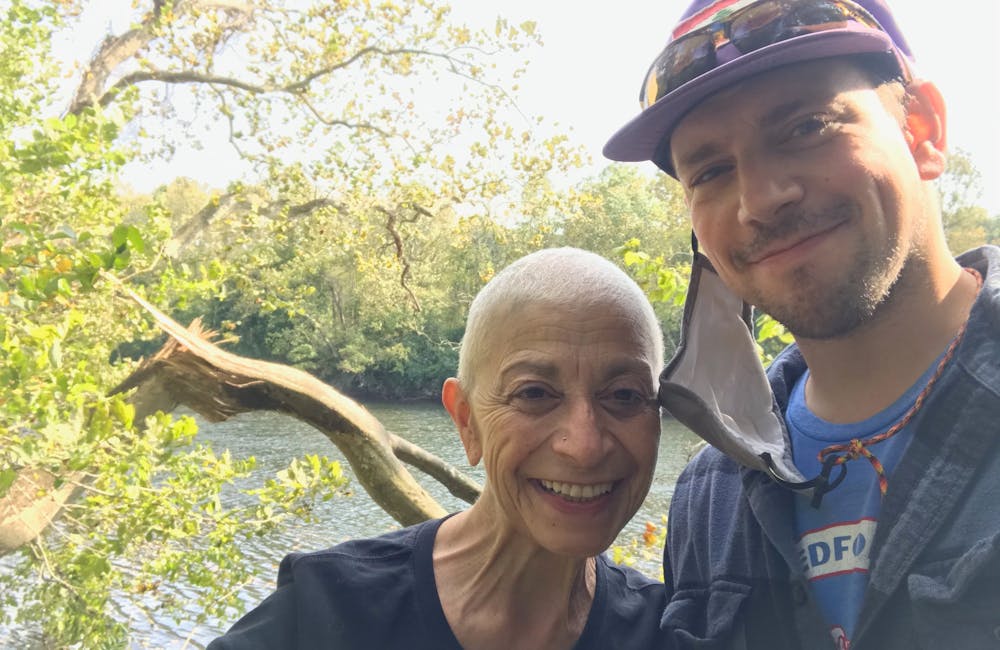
[433,504,596,650]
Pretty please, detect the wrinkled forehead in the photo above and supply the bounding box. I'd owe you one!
[475,298,657,374]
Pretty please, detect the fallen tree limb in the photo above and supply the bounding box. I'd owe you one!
[0,469,80,556]
[107,282,481,527]
[388,433,481,504]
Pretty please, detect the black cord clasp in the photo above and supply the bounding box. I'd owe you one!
[760,452,847,508]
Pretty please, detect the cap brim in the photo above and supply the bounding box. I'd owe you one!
[603,29,898,175]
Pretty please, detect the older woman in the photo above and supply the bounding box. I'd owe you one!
[210,247,667,649]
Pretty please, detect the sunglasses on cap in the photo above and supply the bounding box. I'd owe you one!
[639,0,899,109]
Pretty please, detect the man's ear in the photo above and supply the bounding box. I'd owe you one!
[903,80,947,180]
[441,378,481,466]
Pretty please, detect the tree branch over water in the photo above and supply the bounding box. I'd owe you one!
[107,279,481,527]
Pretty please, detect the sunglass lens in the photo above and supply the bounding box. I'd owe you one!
[733,1,856,51]
[641,0,885,108]
[730,1,792,52]
[660,34,716,95]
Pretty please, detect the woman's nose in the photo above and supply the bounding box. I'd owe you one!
[552,399,609,468]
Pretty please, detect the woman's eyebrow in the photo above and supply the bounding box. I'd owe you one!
[599,360,654,384]
[498,360,559,383]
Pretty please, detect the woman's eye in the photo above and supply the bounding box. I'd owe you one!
[600,387,653,416]
[611,388,643,403]
[508,385,561,414]
[513,386,550,400]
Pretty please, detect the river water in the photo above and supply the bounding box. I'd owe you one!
[5,402,702,648]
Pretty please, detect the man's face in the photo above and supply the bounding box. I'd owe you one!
[670,59,931,340]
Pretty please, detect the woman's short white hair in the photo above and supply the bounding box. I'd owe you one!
[457,247,664,390]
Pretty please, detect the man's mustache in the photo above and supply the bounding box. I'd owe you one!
[733,202,855,268]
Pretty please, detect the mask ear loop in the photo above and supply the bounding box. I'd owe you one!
[760,452,847,508]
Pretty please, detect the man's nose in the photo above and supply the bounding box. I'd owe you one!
[736,156,804,226]
[552,398,609,468]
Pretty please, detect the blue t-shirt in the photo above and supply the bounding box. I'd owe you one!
[789,358,941,647]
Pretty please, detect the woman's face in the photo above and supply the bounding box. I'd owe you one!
[445,300,661,558]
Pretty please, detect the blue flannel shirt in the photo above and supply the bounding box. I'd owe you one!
[660,246,1000,650]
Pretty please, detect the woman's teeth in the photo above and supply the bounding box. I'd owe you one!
[539,479,613,501]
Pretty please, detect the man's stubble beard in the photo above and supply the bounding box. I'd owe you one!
[735,199,911,341]
[758,245,905,340]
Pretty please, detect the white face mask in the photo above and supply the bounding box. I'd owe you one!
[659,252,846,506]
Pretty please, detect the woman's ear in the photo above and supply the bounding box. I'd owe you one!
[903,80,947,180]
[442,378,481,466]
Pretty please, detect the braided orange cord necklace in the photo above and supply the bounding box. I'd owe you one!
[815,267,984,497]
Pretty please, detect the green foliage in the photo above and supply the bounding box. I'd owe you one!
[755,312,795,365]
[5,408,347,646]
[619,238,689,352]
[939,149,996,251]
[560,165,691,263]
[0,3,346,646]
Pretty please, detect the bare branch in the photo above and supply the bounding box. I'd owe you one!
[100,70,269,106]
[295,94,392,135]
[377,205,424,312]
[282,46,455,93]
[284,198,348,218]
[69,0,255,115]
[389,434,480,504]
[69,0,175,115]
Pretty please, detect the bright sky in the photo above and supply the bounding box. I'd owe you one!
[95,1,998,214]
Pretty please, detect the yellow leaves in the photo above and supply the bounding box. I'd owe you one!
[132,579,161,595]
[452,26,471,45]
[610,517,668,577]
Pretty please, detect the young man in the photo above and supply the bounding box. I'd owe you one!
[604,1,1000,649]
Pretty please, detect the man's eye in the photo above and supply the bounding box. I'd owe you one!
[688,163,731,188]
[789,116,830,139]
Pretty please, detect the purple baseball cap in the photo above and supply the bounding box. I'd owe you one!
[603,0,915,176]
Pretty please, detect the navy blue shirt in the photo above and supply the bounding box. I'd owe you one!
[209,516,667,649]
